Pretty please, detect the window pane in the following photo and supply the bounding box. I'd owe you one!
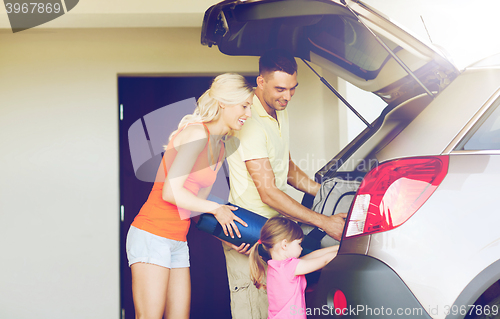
[458,100,500,150]
[307,15,397,80]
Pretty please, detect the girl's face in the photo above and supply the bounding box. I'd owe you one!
[222,94,253,131]
[285,238,303,259]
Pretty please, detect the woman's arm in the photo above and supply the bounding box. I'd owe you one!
[193,186,250,249]
[196,185,213,201]
[294,245,339,276]
[162,125,217,212]
[190,185,213,224]
[162,125,247,238]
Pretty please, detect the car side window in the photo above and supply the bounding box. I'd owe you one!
[457,99,500,150]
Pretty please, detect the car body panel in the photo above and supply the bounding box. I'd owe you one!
[338,231,370,255]
[308,254,432,318]
[374,68,500,163]
[448,259,500,319]
[364,155,500,319]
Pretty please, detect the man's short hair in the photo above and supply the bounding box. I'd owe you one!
[259,49,297,77]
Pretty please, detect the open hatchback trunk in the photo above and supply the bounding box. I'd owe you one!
[201,0,460,181]
[201,0,459,104]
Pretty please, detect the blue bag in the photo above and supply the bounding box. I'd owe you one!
[196,204,267,247]
[196,204,320,255]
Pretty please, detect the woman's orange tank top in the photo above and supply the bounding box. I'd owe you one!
[131,123,224,241]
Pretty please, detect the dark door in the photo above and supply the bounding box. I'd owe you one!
[118,75,256,319]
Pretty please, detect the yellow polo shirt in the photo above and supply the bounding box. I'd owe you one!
[226,95,290,218]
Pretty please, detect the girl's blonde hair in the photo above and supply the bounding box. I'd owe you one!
[168,73,254,142]
[249,216,304,289]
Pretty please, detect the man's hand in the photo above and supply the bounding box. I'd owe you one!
[321,213,347,241]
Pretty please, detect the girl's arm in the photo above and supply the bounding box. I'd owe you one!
[162,125,247,238]
[294,245,339,276]
[300,245,339,260]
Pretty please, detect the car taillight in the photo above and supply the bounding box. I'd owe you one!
[345,156,449,238]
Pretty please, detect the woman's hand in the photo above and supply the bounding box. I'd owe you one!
[220,240,252,255]
[211,205,248,239]
[232,242,251,255]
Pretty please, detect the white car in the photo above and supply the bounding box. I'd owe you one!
[202,1,500,318]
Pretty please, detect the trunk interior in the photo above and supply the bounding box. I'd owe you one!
[305,92,434,215]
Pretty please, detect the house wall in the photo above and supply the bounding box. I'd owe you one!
[0,27,344,318]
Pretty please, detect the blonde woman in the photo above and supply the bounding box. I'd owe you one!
[126,73,253,319]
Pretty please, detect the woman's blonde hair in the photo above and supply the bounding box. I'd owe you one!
[249,216,304,289]
[168,73,254,141]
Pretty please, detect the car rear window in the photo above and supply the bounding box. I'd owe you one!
[306,15,397,80]
[456,98,500,150]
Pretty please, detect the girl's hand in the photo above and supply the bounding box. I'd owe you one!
[212,205,248,239]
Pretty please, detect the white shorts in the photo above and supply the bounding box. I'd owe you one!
[126,226,190,269]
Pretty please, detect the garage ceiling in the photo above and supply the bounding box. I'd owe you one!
[0,0,218,29]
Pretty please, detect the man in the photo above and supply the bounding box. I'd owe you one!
[224,49,346,319]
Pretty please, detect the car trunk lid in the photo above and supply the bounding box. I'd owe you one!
[201,0,460,104]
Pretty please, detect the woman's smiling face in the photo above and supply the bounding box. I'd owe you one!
[222,94,253,131]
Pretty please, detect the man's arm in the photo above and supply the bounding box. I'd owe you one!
[287,154,321,197]
[245,158,345,241]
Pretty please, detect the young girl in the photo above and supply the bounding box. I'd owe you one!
[126,73,253,319]
[249,216,339,319]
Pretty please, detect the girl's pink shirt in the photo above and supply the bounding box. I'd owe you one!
[267,257,307,319]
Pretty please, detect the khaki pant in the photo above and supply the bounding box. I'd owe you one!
[222,243,268,319]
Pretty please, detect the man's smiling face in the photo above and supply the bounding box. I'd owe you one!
[258,71,298,117]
